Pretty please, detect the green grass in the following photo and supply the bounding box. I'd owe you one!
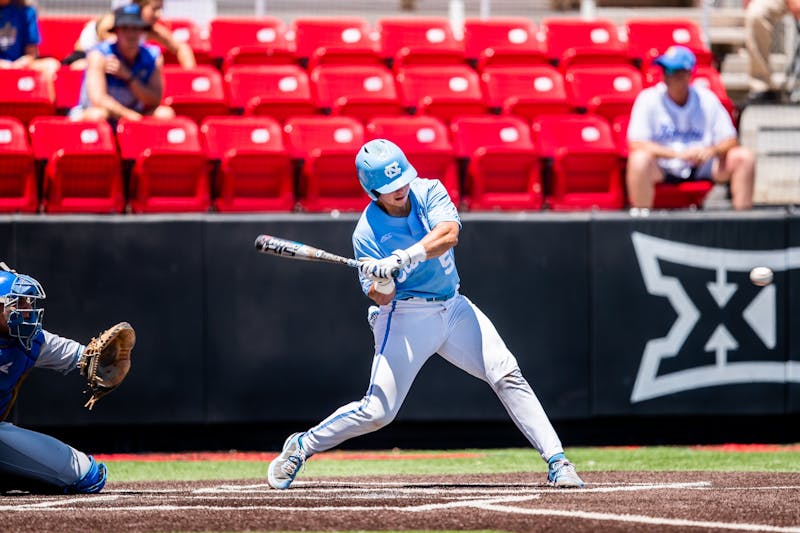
[105,446,800,482]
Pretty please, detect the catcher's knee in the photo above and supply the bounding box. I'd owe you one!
[65,456,107,494]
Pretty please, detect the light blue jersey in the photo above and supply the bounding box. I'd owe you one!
[352,178,461,300]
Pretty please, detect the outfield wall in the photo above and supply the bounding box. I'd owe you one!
[4,210,799,432]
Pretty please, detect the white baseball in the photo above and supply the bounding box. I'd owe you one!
[749,267,773,287]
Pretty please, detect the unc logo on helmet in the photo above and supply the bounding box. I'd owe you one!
[356,139,418,201]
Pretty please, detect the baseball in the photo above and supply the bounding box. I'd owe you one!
[749,266,773,287]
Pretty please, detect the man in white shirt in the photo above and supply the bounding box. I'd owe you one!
[626,46,755,210]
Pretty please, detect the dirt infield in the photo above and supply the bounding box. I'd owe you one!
[3,472,800,533]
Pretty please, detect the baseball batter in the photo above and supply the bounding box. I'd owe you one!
[267,139,584,490]
[0,265,107,494]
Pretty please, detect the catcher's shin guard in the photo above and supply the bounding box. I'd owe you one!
[65,456,107,494]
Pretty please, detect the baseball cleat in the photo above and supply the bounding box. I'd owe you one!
[267,432,308,489]
[547,456,585,488]
[66,455,107,494]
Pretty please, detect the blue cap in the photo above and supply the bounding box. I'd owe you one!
[654,45,696,72]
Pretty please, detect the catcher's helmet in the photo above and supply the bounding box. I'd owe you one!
[0,269,46,350]
[356,139,417,201]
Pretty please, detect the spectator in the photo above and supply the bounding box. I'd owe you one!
[626,46,755,211]
[744,0,800,103]
[64,0,196,70]
[69,4,174,123]
[0,0,60,78]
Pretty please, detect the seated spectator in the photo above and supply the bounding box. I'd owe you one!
[0,0,60,78]
[626,46,755,211]
[64,0,196,70]
[69,4,174,122]
[744,0,800,103]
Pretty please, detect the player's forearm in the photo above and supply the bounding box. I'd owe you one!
[417,221,459,260]
[176,44,197,68]
[713,138,738,157]
[127,78,163,108]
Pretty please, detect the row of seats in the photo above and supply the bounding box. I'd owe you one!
[0,114,709,215]
[36,15,710,72]
[0,61,733,128]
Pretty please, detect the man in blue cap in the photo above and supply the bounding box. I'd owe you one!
[626,45,755,210]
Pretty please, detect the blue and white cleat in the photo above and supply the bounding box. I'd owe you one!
[267,432,308,489]
[66,456,107,494]
[547,454,585,488]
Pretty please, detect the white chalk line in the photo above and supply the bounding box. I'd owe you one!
[4,480,799,532]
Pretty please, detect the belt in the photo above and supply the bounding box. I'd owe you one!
[400,292,454,302]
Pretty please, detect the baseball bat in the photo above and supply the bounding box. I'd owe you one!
[254,234,400,277]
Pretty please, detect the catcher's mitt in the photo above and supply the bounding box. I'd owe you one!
[78,322,135,410]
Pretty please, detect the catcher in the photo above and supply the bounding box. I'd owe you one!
[0,263,134,494]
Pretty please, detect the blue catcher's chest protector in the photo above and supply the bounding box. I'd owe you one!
[0,331,44,420]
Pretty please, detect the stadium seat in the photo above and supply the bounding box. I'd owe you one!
[200,116,294,212]
[159,18,212,65]
[283,115,366,212]
[37,15,93,62]
[116,116,210,213]
[52,67,84,114]
[162,65,229,123]
[28,117,123,213]
[225,65,317,121]
[532,114,624,210]
[310,64,403,122]
[611,113,713,208]
[0,117,38,213]
[450,115,543,211]
[291,17,377,62]
[375,17,462,64]
[463,17,540,63]
[209,17,293,70]
[396,65,487,124]
[538,17,626,67]
[564,64,643,123]
[623,19,708,61]
[0,69,55,124]
[481,65,572,121]
[365,115,460,205]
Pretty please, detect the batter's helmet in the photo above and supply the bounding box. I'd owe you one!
[356,139,417,201]
[0,268,46,350]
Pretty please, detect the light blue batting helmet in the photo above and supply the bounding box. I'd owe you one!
[0,269,46,350]
[356,139,417,201]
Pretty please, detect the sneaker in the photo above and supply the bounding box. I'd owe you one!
[65,456,107,494]
[547,456,585,488]
[267,432,307,489]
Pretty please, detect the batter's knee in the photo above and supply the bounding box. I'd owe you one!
[357,400,397,432]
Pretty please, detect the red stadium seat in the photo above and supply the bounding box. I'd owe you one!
[291,17,377,61]
[611,114,713,208]
[225,65,317,122]
[116,116,210,213]
[28,117,123,213]
[159,18,212,65]
[450,115,542,211]
[396,65,487,124]
[310,64,403,122]
[283,116,366,212]
[200,116,294,212]
[365,115,460,205]
[623,19,708,60]
[481,65,572,121]
[538,17,626,66]
[209,17,293,70]
[0,117,38,213]
[564,64,643,123]
[52,67,84,114]
[463,17,540,62]
[162,65,229,123]
[37,16,93,62]
[0,69,55,124]
[532,114,624,210]
[376,17,461,62]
